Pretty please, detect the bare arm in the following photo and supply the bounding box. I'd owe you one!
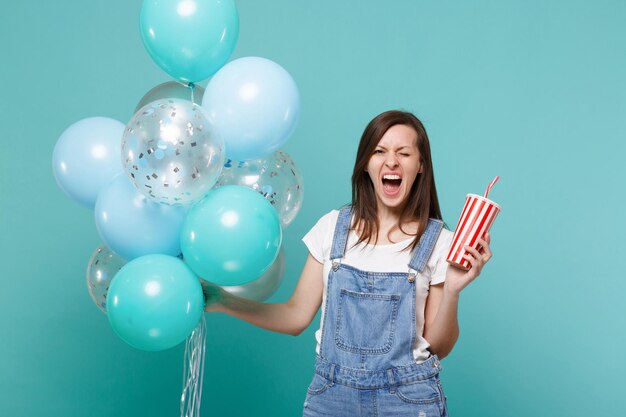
[423,233,493,359]
[423,283,458,359]
[202,253,324,336]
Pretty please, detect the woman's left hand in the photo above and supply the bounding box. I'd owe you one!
[444,232,493,296]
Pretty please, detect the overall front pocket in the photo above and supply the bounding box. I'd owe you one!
[335,289,400,354]
[306,373,331,397]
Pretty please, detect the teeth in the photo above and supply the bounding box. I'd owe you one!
[383,174,401,180]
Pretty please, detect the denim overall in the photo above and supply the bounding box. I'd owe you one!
[303,206,448,417]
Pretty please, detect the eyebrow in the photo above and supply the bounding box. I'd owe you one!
[375,145,412,151]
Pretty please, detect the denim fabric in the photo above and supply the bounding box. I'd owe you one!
[304,206,448,417]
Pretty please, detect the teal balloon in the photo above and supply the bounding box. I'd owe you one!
[140,0,239,83]
[181,185,282,286]
[106,254,204,351]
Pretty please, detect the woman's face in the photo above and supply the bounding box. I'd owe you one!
[366,124,422,212]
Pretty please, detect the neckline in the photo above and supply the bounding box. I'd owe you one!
[349,231,414,248]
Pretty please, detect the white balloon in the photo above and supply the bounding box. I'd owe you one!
[135,81,205,113]
[221,249,286,302]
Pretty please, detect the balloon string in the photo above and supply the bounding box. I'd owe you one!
[180,315,206,417]
[188,82,196,105]
[175,80,197,105]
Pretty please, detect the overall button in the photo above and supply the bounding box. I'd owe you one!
[407,273,416,282]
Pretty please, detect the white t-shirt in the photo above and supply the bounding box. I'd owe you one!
[302,209,454,363]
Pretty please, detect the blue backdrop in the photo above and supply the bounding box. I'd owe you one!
[1,1,625,416]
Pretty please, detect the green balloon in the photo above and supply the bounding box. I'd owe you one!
[181,185,282,286]
[106,255,204,351]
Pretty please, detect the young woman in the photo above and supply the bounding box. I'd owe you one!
[203,110,493,416]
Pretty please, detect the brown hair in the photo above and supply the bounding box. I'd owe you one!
[351,110,444,251]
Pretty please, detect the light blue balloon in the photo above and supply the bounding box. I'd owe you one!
[52,117,125,208]
[201,57,301,161]
[181,185,282,286]
[140,0,239,83]
[107,254,204,351]
[94,174,187,260]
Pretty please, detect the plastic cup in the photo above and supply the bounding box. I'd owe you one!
[446,194,500,270]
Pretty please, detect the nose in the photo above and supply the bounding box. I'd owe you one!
[384,154,399,168]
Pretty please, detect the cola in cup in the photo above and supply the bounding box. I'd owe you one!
[447,194,500,270]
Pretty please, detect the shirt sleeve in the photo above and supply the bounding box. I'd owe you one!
[302,211,337,264]
[429,229,454,285]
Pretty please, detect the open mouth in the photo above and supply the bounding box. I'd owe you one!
[382,174,402,196]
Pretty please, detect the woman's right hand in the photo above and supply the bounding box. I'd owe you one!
[199,278,227,312]
[194,254,324,335]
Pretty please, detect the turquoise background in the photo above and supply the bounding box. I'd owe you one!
[1,1,625,416]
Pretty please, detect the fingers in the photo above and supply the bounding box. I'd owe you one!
[476,237,492,260]
[462,246,483,274]
[199,280,225,311]
[465,243,486,261]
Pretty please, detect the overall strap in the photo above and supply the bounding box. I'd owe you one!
[329,205,353,260]
[408,219,444,273]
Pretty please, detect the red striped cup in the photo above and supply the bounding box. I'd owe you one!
[446,194,500,270]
